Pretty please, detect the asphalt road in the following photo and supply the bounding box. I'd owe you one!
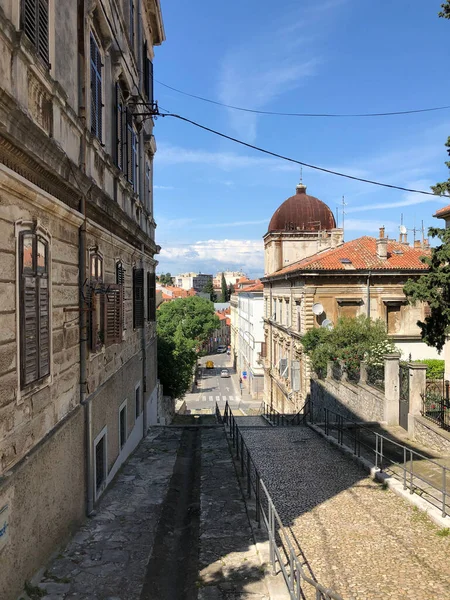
[184,352,260,414]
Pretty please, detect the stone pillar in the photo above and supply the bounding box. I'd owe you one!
[407,363,427,436]
[327,361,333,379]
[360,361,368,385]
[383,354,401,425]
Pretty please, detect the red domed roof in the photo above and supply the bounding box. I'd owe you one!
[268,184,336,233]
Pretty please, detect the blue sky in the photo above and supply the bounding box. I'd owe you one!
[152,0,450,279]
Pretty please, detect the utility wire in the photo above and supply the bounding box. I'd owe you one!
[156,80,450,118]
[160,113,448,198]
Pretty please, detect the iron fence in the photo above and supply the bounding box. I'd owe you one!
[332,361,343,381]
[366,363,384,392]
[346,365,360,384]
[310,402,450,518]
[421,378,450,431]
[261,402,309,427]
[221,401,343,600]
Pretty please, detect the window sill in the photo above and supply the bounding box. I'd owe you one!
[17,374,52,405]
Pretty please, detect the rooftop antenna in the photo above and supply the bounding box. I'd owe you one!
[299,167,303,183]
[336,205,339,228]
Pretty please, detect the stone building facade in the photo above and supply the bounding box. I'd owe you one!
[0,1,164,598]
[261,184,436,414]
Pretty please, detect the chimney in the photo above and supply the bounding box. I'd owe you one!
[377,227,388,260]
[414,240,421,249]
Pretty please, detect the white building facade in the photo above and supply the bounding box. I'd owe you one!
[237,284,265,399]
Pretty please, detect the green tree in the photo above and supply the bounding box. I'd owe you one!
[220,273,227,302]
[227,283,235,301]
[404,227,450,352]
[439,1,450,18]
[159,272,173,285]
[157,297,220,398]
[302,316,396,377]
[202,279,216,302]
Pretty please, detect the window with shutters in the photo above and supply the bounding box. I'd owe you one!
[115,84,125,170]
[129,0,135,50]
[21,0,50,65]
[90,32,103,141]
[147,271,156,322]
[143,41,154,104]
[19,230,50,388]
[116,260,126,332]
[135,384,141,418]
[133,267,144,328]
[88,251,104,352]
[145,159,153,212]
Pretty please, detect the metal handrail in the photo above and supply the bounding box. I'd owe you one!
[262,400,310,427]
[310,402,450,518]
[221,401,343,600]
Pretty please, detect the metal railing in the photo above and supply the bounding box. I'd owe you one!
[221,401,343,600]
[421,379,450,431]
[310,402,450,518]
[366,363,384,392]
[261,401,310,427]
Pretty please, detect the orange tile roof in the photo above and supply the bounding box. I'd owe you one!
[267,237,430,277]
[237,280,263,292]
[434,204,450,217]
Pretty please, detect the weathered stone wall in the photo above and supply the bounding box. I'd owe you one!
[0,168,83,475]
[0,406,85,600]
[413,416,450,455]
[310,377,385,423]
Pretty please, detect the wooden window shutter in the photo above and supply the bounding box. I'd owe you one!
[37,0,49,63]
[147,59,154,105]
[147,271,156,322]
[38,276,50,377]
[21,274,39,386]
[23,0,49,64]
[103,284,123,345]
[126,109,133,183]
[115,83,123,169]
[116,261,125,286]
[133,268,144,328]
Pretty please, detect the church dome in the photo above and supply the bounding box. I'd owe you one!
[267,184,336,233]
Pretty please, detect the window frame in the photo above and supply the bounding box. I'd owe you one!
[94,426,108,498]
[135,383,141,419]
[18,229,51,390]
[119,399,127,451]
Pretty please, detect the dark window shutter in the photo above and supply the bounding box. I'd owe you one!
[147,272,156,322]
[147,59,153,105]
[103,284,123,345]
[143,42,148,97]
[37,0,49,63]
[87,285,99,351]
[115,84,123,169]
[23,0,38,48]
[116,261,125,286]
[133,268,144,328]
[21,274,39,386]
[38,276,50,377]
[90,33,102,140]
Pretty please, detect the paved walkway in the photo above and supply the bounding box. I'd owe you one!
[238,423,450,600]
[22,425,285,600]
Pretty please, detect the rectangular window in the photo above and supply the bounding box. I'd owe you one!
[116,260,126,331]
[143,42,154,105]
[135,385,140,418]
[296,301,301,332]
[125,110,138,190]
[133,267,144,328]
[286,300,290,327]
[129,0,134,49]
[119,403,127,450]
[95,434,106,491]
[102,284,123,345]
[19,231,50,388]
[22,0,49,64]
[387,304,402,334]
[145,160,153,212]
[115,84,125,170]
[90,33,102,141]
[147,271,156,322]
[88,252,103,352]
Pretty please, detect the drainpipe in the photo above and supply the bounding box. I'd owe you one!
[367,271,371,318]
[79,0,94,516]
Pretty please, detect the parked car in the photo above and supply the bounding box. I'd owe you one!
[220,369,230,378]
[216,346,227,353]
[205,360,214,369]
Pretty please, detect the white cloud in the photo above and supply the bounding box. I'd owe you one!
[159,239,264,275]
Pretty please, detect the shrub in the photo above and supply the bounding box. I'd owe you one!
[413,359,445,380]
[302,315,397,377]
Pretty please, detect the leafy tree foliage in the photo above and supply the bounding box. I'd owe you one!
[220,273,228,302]
[431,137,450,196]
[158,272,173,285]
[439,1,450,18]
[403,227,450,352]
[228,283,235,300]
[413,359,445,379]
[302,316,396,377]
[157,297,220,398]
[202,279,217,302]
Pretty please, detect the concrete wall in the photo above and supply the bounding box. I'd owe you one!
[309,377,385,423]
[0,406,85,600]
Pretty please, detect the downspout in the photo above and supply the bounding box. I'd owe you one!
[367,271,371,318]
[79,0,94,516]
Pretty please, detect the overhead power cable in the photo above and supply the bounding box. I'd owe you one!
[159,113,448,198]
[156,80,450,118]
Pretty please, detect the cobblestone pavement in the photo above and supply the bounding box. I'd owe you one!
[238,424,450,600]
[25,429,182,600]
